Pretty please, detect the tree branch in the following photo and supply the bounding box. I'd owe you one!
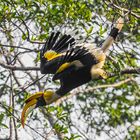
[0,43,39,52]
[0,61,40,71]
[0,58,140,74]
[14,74,46,96]
[10,0,45,44]
[104,0,140,19]
[56,77,135,105]
[10,74,18,140]
[0,102,46,139]
[17,58,35,81]
[42,109,64,140]
[121,68,140,74]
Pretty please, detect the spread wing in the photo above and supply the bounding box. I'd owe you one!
[40,32,75,61]
[52,46,90,80]
[57,46,89,68]
[40,32,76,74]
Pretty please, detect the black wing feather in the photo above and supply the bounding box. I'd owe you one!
[46,32,55,50]
[55,37,75,52]
[40,32,75,62]
[49,32,60,50]
[54,35,74,52]
[58,46,89,67]
[40,32,75,60]
[40,32,56,58]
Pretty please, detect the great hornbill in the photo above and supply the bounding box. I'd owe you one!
[21,17,124,127]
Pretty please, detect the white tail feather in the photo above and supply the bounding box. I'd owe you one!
[101,17,124,53]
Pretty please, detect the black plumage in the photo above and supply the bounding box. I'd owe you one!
[40,32,75,74]
[56,66,92,96]
[52,46,100,96]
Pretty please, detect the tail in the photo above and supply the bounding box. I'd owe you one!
[102,17,124,53]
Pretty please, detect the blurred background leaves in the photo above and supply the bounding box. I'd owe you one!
[0,0,139,139]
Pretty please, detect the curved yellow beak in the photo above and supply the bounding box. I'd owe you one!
[21,92,44,128]
[21,91,60,128]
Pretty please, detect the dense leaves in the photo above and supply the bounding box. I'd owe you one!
[0,0,139,140]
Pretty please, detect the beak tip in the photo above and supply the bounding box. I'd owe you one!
[22,124,25,128]
[21,97,38,128]
[21,117,25,128]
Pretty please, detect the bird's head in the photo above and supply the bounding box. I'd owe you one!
[21,90,60,128]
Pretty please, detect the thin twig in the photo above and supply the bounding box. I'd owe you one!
[15,74,46,96]
[121,68,140,74]
[56,77,135,105]
[10,73,18,140]
[17,58,35,81]
[0,43,39,52]
[10,0,45,44]
[42,109,64,140]
[0,102,46,139]
[0,61,40,71]
[104,0,140,19]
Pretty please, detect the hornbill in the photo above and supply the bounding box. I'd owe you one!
[21,17,124,127]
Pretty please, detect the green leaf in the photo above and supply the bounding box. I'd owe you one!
[0,113,4,123]
[1,123,8,128]
[16,123,22,128]
[22,34,27,40]
[10,47,14,52]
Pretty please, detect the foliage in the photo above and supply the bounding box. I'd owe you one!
[0,0,139,140]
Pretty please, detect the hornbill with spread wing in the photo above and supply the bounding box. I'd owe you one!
[21,17,124,127]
